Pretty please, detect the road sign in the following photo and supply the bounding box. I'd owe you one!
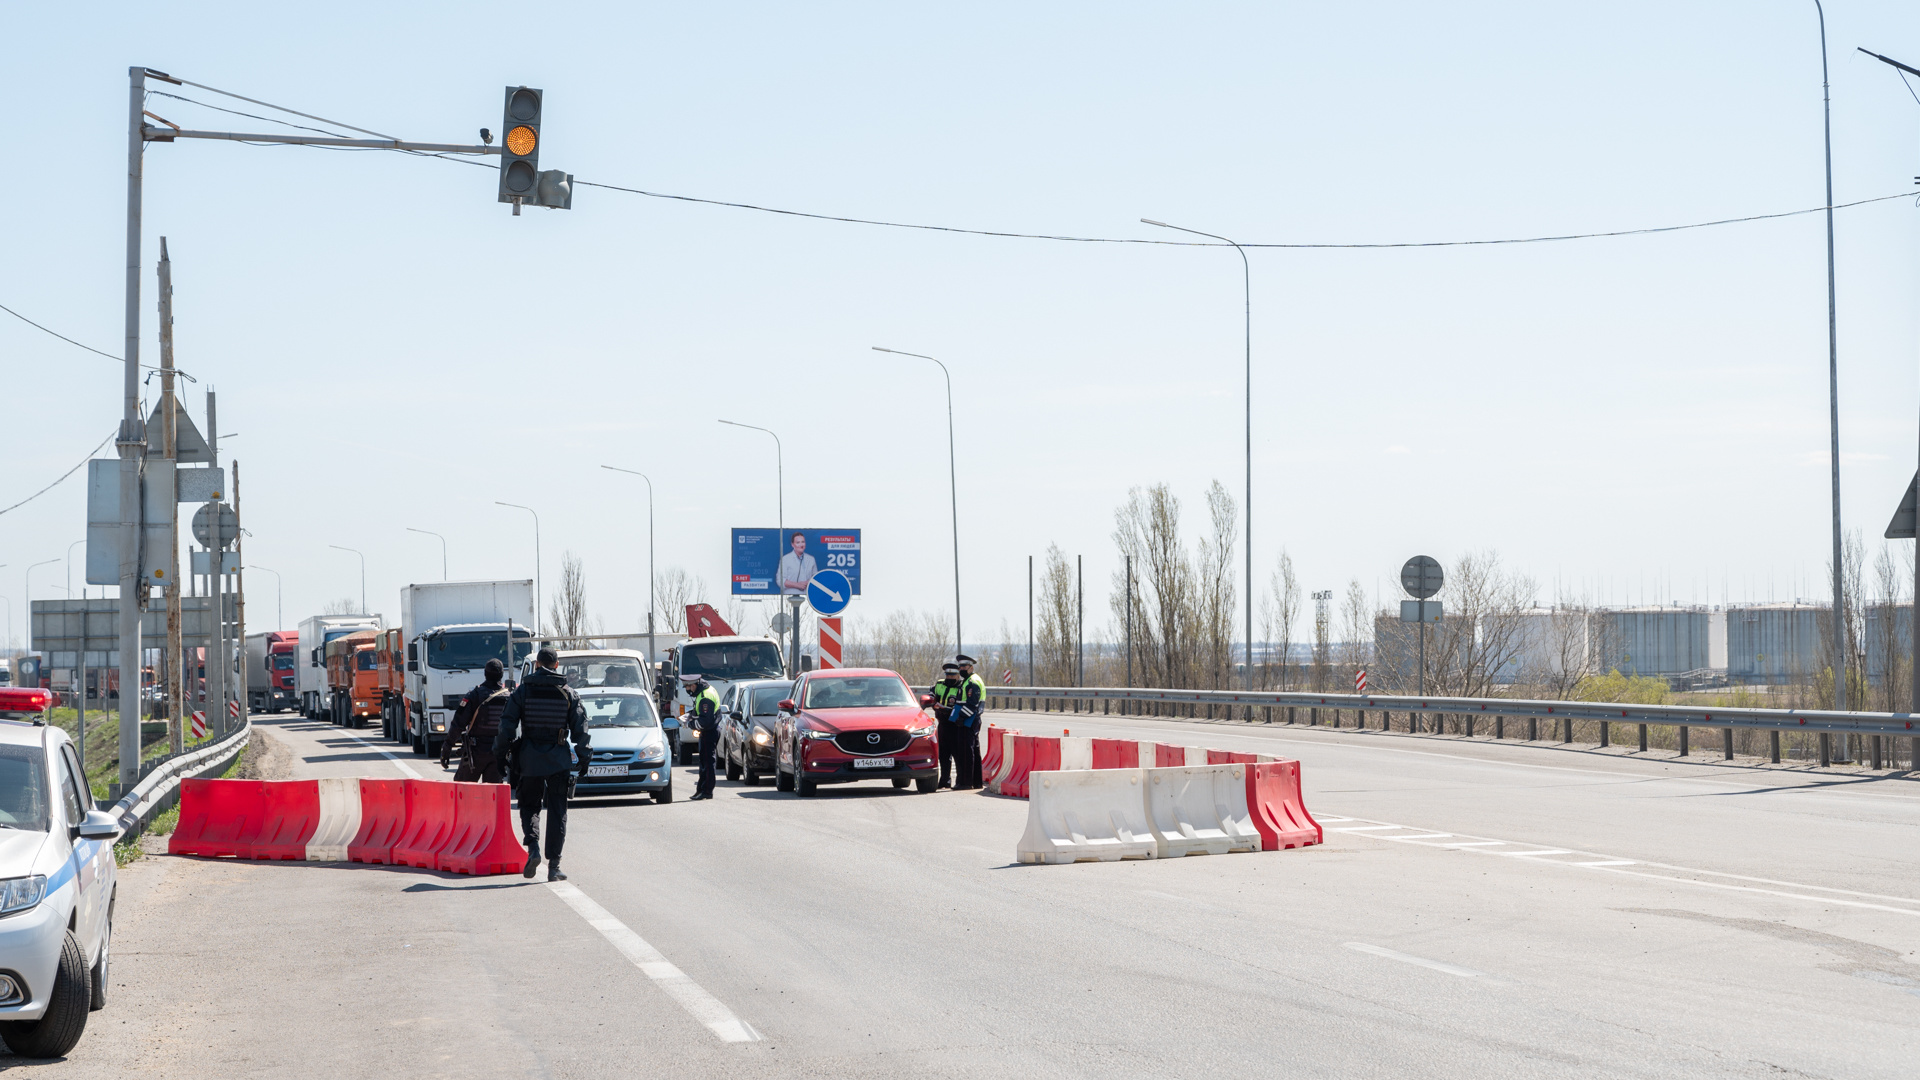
[227,700,240,719]
[1886,471,1916,539]
[1401,555,1444,599]
[731,528,862,596]
[192,502,238,548]
[190,710,207,739]
[769,611,793,635]
[818,617,843,669]
[1002,669,1014,685]
[806,568,852,617]
[1400,600,1443,623]
[1355,669,1368,692]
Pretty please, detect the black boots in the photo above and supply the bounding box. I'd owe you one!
[547,859,567,882]
[522,835,541,879]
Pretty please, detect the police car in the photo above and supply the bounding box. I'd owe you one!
[0,687,121,1058]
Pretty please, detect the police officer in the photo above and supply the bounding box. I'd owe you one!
[494,647,590,881]
[952,654,987,789]
[931,663,963,789]
[441,659,509,782]
[683,672,722,800]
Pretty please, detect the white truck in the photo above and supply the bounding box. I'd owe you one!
[298,614,384,720]
[399,580,535,758]
[660,634,787,765]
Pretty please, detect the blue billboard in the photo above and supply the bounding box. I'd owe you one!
[732,528,862,597]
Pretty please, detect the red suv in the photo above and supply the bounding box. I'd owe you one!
[774,668,939,796]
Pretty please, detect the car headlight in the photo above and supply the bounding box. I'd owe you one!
[751,729,771,745]
[0,875,47,917]
[908,723,934,738]
[800,727,837,740]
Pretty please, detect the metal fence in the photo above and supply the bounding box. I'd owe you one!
[984,685,1920,769]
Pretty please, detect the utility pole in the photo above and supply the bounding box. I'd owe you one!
[1814,2,1849,766]
[1125,554,1133,689]
[1027,555,1034,685]
[159,239,185,753]
[1076,554,1084,687]
[116,66,150,792]
[205,391,223,747]
[233,461,246,734]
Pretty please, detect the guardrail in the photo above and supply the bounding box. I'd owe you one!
[106,717,252,838]
[985,685,1920,767]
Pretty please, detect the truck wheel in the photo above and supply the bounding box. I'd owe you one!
[0,930,90,1058]
[412,728,425,755]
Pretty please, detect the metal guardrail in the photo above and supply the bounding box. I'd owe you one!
[106,717,251,838]
[984,686,1920,738]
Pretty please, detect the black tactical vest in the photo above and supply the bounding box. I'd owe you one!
[471,688,511,745]
[519,682,573,744]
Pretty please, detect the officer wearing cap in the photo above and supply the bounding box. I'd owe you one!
[952,655,987,789]
[931,663,964,789]
[683,672,722,800]
[494,646,590,881]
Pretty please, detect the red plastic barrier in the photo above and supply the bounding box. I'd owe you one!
[1090,738,1139,769]
[250,780,322,861]
[1154,743,1184,767]
[392,779,458,869]
[1206,750,1259,765]
[983,726,1011,786]
[168,779,266,859]
[348,778,409,865]
[438,783,527,876]
[1001,735,1035,799]
[1027,737,1061,794]
[1246,760,1322,851]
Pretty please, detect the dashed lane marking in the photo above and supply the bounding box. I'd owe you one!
[547,880,761,1043]
[334,730,422,779]
[1344,942,1488,979]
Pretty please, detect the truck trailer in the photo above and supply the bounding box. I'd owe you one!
[297,614,384,720]
[398,580,534,757]
[245,630,300,713]
[324,630,382,728]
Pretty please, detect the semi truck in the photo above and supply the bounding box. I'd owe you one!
[398,580,534,758]
[297,614,384,720]
[374,629,409,744]
[324,630,382,728]
[245,630,300,713]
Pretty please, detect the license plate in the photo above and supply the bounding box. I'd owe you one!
[852,757,895,769]
[587,764,628,777]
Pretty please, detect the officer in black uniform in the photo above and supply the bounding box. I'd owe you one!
[684,672,721,800]
[441,659,509,782]
[494,647,590,881]
[952,654,987,789]
[931,663,963,789]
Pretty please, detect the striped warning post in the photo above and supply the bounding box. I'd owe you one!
[227,699,240,718]
[190,710,208,738]
[818,617,843,669]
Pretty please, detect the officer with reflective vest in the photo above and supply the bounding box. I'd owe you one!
[931,663,964,789]
[441,658,509,783]
[494,647,590,881]
[684,673,722,800]
[952,654,987,789]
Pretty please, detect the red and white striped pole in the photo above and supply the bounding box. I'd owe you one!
[1355,669,1368,693]
[818,617,843,669]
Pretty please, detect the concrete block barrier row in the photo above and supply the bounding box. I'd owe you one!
[984,726,1272,797]
[1017,762,1322,864]
[168,777,526,875]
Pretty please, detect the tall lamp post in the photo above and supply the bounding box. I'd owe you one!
[600,465,657,666]
[719,419,797,673]
[250,564,283,628]
[406,528,448,581]
[327,546,366,615]
[496,502,541,632]
[1142,217,1255,698]
[1812,1,1848,765]
[873,347,964,655]
[25,559,58,613]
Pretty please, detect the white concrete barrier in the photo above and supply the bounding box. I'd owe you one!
[1059,736,1093,771]
[1017,769,1157,864]
[305,776,364,862]
[1181,745,1209,766]
[1145,765,1261,857]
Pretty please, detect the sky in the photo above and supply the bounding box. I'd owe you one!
[5,1,1920,652]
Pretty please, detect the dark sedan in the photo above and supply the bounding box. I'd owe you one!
[722,678,792,787]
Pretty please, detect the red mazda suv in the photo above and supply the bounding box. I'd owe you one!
[774,668,939,797]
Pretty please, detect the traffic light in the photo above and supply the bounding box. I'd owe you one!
[497,86,542,208]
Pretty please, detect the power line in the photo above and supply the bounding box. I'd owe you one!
[0,429,114,519]
[1,299,190,377]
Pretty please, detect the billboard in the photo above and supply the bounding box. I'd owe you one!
[732,528,861,596]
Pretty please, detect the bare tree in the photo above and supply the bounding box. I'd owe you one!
[1818,530,1867,711]
[1109,484,1194,689]
[322,597,358,615]
[547,552,595,648]
[1260,549,1299,689]
[1196,481,1238,689]
[1036,546,1077,685]
[845,608,951,686]
[1340,579,1371,676]
[653,568,708,633]
[1522,598,1602,699]
[1872,540,1907,713]
[1371,550,1536,698]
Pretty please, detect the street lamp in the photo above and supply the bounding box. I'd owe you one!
[406,527,448,581]
[1813,1,1848,750]
[65,539,84,602]
[250,564,283,628]
[873,346,963,653]
[25,559,58,614]
[600,466,657,665]
[1141,216,1254,696]
[495,503,541,631]
[327,545,366,615]
[718,419,793,671]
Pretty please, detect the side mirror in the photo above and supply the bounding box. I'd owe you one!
[778,699,796,713]
[729,710,743,722]
[406,660,418,673]
[77,809,121,841]
[919,694,935,707]
[406,642,418,663]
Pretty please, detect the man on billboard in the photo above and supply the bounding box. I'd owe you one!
[779,531,818,595]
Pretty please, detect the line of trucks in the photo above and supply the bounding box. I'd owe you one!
[243,579,778,762]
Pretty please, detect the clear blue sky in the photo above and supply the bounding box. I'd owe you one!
[5,2,1920,648]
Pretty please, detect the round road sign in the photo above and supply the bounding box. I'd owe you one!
[192,502,238,548]
[806,568,852,617]
[769,611,794,635]
[1400,555,1444,599]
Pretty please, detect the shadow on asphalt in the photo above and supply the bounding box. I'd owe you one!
[402,880,534,892]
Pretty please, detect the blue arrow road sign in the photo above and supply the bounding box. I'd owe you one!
[806,568,852,617]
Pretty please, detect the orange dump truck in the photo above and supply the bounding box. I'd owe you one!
[374,628,411,743]
[324,630,382,728]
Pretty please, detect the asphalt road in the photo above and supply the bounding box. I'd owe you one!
[14,708,1918,1078]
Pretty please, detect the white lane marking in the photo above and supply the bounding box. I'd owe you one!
[1495,848,1572,857]
[1440,841,1509,849]
[1344,942,1487,979]
[1393,834,1455,842]
[336,730,422,779]
[1329,825,1410,833]
[547,880,761,1043]
[1570,860,1635,867]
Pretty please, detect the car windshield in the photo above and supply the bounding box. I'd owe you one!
[558,657,646,690]
[579,693,660,729]
[680,642,784,681]
[429,631,533,671]
[0,744,49,832]
[272,654,294,670]
[802,676,914,710]
[749,685,793,715]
